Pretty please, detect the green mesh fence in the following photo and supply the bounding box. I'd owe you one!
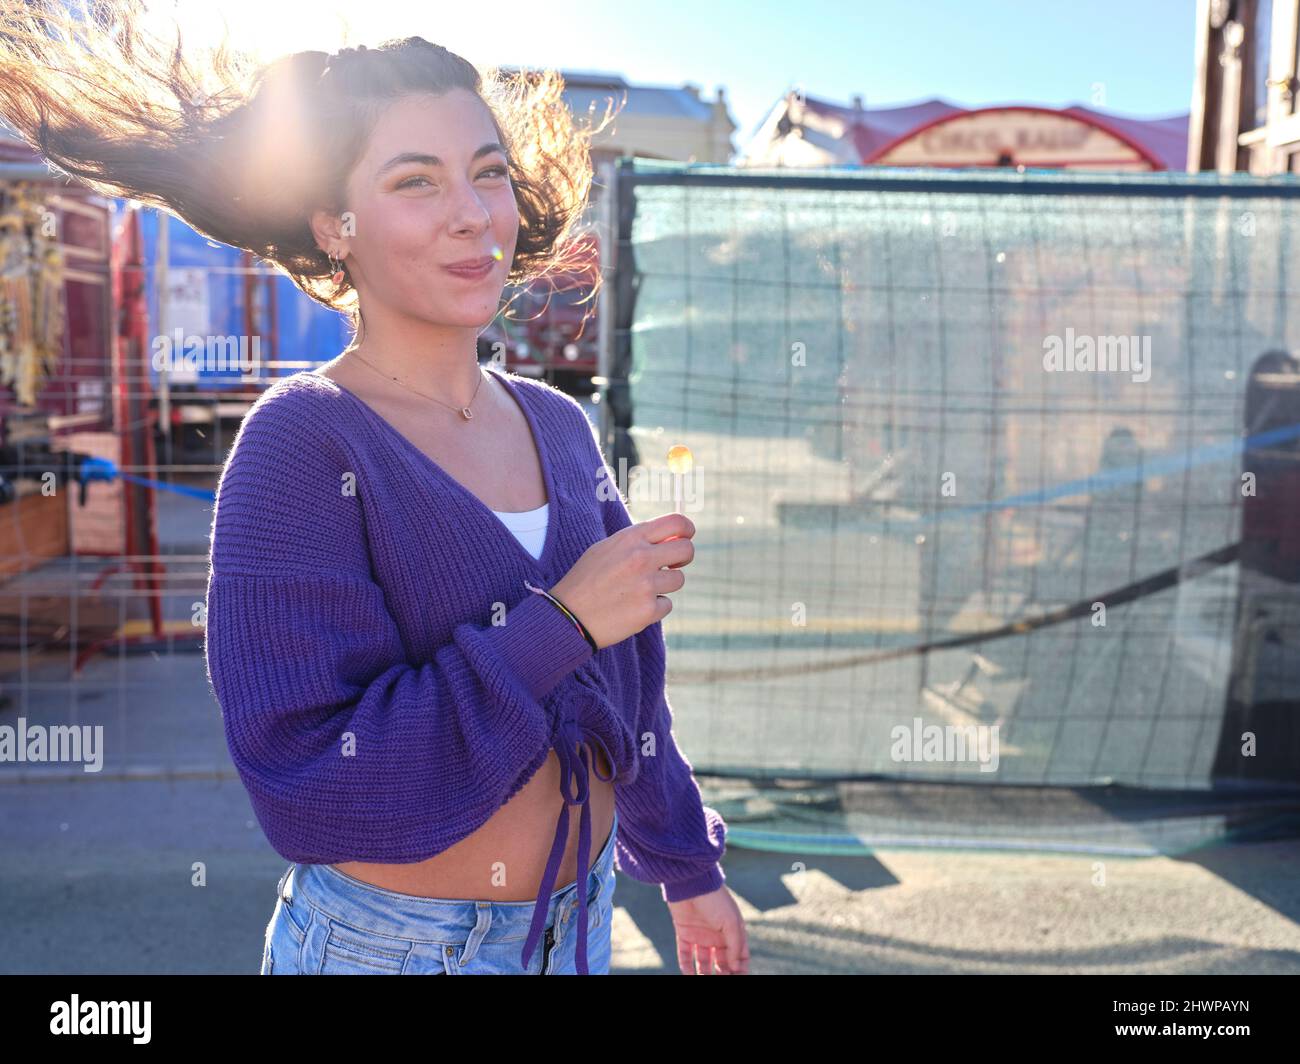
[606,159,1300,857]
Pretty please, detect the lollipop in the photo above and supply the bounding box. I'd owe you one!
[666,444,693,514]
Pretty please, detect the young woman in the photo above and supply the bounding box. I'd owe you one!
[0,5,748,974]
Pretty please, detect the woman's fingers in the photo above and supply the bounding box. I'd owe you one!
[652,567,685,595]
[652,534,695,570]
[639,512,696,545]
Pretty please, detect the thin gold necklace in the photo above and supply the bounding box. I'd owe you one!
[345,348,486,421]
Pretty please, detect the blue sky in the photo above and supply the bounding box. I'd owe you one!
[533,0,1200,144]
[187,0,1199,153]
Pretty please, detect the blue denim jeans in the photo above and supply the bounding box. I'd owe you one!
[260,810,618,975]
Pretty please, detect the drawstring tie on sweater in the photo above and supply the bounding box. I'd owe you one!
[520,668,617,975]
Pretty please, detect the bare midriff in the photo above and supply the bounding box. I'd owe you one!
[334,752,615,900]
[314,356,615,901]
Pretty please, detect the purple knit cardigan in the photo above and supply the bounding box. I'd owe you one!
[204,365,727,975]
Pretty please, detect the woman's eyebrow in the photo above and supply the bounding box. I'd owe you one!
[376,142,508,177]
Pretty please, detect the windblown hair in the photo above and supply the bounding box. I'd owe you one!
[0,0,616,336]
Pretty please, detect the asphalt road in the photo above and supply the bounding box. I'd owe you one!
[3,756,1298,973]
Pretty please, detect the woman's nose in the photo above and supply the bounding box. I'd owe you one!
[449,183,492,234]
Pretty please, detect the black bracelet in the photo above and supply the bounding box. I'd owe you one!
[523,580,599,653]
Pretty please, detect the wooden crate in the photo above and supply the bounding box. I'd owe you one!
[0,490,69,580]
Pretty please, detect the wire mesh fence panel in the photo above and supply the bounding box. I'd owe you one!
[610,161,1300,849]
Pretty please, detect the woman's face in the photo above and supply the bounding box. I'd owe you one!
[338,88,519,329]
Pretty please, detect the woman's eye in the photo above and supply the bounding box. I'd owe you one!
[397,168,504,190]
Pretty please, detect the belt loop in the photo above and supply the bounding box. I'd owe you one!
[277,864,295,906]
[457,902,492,968]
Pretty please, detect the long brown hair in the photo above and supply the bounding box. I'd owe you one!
[0,0,616,337]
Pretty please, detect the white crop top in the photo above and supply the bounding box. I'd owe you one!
[488,501,549,559]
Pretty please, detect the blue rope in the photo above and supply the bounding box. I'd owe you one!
[79,457,217,502]
[846,420,1300,534]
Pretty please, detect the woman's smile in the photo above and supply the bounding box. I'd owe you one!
[443,257,497,281]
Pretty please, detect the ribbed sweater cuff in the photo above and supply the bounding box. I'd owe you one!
[660,864,725,903]
[487,591,595,702]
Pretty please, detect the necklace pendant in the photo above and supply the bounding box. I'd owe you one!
[460,407,473,420]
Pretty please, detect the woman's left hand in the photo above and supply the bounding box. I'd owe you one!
[665,885,749,974]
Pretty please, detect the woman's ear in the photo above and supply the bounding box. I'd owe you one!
[308,206,348,258]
